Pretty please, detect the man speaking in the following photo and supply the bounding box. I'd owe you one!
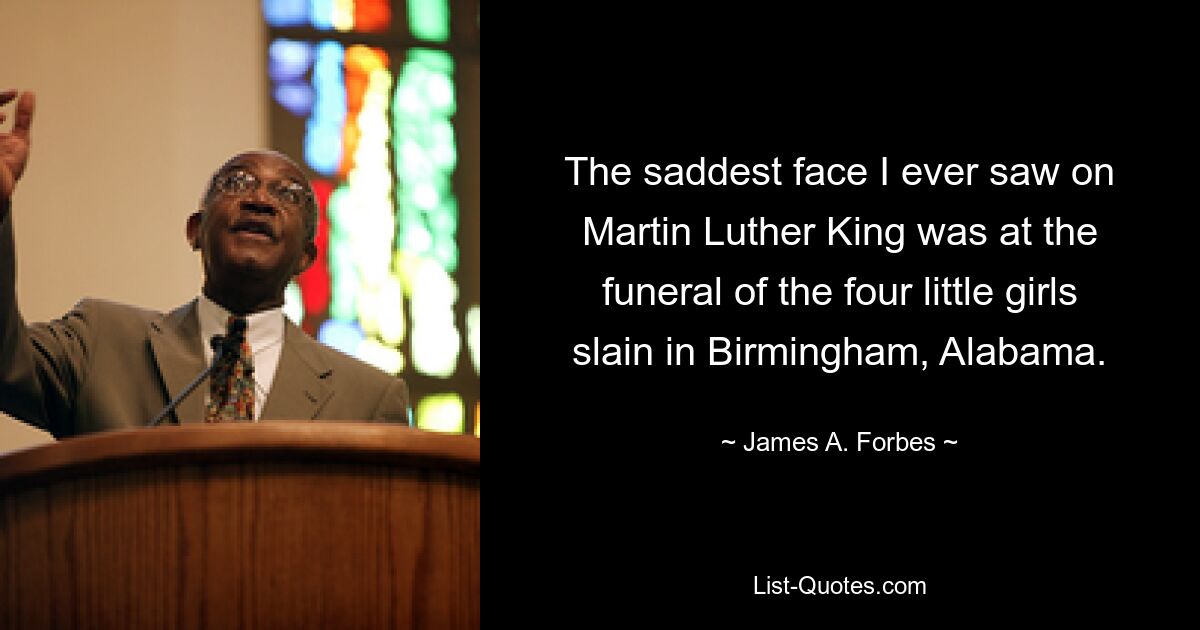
[0,89,409,437]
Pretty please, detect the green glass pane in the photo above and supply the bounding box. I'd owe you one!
[416,393,464,433]
[408,2,450,43]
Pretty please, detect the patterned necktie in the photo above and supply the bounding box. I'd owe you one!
[205,316,255,422]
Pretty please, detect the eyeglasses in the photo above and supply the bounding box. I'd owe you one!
[212,167,312,211]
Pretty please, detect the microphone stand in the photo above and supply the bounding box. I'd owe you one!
[147,334,232,427]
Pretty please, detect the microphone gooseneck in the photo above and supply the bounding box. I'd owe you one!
[146,333,232,427]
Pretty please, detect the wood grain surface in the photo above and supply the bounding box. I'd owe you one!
[0,424,479,629]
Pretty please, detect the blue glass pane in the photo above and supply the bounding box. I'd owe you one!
[268,39,313,82]
[305,121,343,176]
[318,319,364,356]
[309,0,334,30]
[262,0,308,27]
[274,83,314,117]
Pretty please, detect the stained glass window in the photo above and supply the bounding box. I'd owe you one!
[262,0,480,434]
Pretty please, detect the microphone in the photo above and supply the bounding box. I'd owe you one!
[146,330,241,427]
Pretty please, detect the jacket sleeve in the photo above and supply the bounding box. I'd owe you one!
[0,209,91,436]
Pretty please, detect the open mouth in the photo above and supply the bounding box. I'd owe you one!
[230,220,277,241]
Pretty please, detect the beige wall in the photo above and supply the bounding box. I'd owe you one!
[1,0,267,446]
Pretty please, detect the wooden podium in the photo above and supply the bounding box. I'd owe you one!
[0,423,480,629]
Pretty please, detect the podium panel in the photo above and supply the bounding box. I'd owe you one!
[0,423,480,629]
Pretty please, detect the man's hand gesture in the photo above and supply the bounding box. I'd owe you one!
[0,89,36,209]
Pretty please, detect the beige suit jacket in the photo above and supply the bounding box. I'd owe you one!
[1,212,409,438]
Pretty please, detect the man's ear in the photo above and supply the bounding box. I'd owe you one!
[294,241,317,275]
[186,212,203,250]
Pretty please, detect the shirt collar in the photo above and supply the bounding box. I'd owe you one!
[197,294,285,353]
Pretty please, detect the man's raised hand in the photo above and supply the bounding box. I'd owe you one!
[0,89,36,208]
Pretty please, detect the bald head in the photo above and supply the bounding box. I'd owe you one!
[201,150,318,241]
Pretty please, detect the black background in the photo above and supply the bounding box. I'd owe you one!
[491,9,1184,624]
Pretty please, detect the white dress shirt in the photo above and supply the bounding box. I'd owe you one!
[197,294,285,420]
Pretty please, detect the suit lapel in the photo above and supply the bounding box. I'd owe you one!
[148,300,207,424]
[260,321,332,420]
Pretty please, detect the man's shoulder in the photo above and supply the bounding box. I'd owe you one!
[72,297,163,321]
[64,298,196,340]
[281,327,410,421]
